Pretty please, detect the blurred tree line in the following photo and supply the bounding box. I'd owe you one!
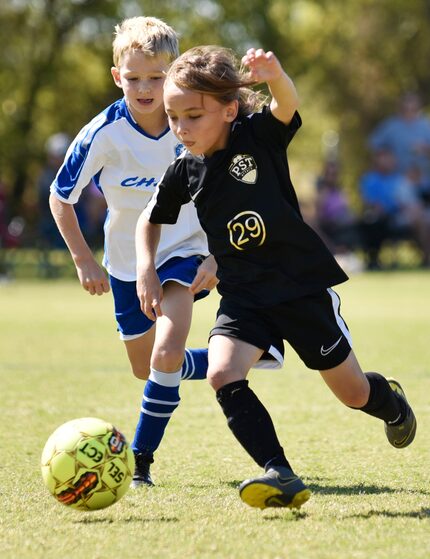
[1,0,430,234]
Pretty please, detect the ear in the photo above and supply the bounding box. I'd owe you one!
[225,100,239,122]
[111,67,122,89]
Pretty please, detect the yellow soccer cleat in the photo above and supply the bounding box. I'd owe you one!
[239,466,311,510]
[384,378,417,448]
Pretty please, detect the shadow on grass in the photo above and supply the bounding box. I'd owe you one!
[307,478,430,496]
[73,515,179,524]
[347,508,430,519]
[225,479,430,498]
[262,510,308,522]
[224,480,244,488]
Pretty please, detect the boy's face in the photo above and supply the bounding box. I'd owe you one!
[111,51,169,123]
[164,80,238,157]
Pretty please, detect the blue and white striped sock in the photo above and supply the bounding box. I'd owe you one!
[132,368,181,454]
[181,348,208,380]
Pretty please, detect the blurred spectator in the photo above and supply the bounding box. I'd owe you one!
[37,133,105,250]
[37,133,72,248]
[0,178,24,249]
[0,178,25,278]
[369,92,430,181]
[402,165,430,266]
[360,148,430,268]
[404,164,430,209]
[314,160,361,258]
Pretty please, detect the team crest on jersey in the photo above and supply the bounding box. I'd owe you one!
[175,143,185,157]
[229,154,257,184]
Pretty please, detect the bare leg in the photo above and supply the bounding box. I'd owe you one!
[151,281,194,372]
[319,349,370,407]
[319,349,415,448]
[124,282,195,379]
[124,326,156,380]
[207,335,263,390]
[131,282,195,473]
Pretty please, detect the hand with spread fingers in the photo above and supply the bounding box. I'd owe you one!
[241,48,283,85]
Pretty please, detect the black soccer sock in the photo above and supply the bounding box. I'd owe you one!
[354,372,406,424]
[216,380,290,470]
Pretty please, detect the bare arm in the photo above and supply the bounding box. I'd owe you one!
[242,48,299,125]
[135,211,163,321]
[49,193,109,295]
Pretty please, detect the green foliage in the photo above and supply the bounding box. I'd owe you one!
[316,1,430,181]
[0,0,122,212]
[0,274,429,558]
[2,0,430,215]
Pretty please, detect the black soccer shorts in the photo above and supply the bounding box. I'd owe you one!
[210,288,352,371]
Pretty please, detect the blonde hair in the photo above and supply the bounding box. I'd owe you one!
[112,16,179,67]
[166,45,267,117]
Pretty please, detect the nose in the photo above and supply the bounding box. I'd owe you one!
[175,120,188,137]
[138,80,151,94]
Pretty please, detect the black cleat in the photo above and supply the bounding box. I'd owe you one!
[239,466,311,510]
[385,378,417,448]
[131,451,154,487]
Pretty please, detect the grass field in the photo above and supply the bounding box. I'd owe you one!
[0,273,429,559]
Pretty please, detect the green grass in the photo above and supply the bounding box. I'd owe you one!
[0,273,429,559]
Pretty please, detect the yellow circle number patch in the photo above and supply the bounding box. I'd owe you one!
[227,211,266,251]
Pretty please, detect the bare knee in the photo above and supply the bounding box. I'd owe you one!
[130,363,150,380]
[207,366,244,392]
[124,333,153,380]
[207,336,258,391]
[207,368,227,391]
[151,342,185,372]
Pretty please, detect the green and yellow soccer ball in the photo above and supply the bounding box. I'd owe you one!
[41,417,135,511]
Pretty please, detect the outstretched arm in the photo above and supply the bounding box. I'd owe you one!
[242,48,299,125]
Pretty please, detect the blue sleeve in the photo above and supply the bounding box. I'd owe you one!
[51,111,109,203]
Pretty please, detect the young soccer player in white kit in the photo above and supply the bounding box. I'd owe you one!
[49,17,218,486]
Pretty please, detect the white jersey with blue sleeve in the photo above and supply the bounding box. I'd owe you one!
[50,98,208,281]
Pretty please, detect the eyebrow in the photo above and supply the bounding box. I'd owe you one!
[167,103,205,111]
[123,70,166,75]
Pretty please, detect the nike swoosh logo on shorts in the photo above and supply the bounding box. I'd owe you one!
[320,336,342,356]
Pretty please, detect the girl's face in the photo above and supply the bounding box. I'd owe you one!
[164,81,238,157]
[111,51,169,126]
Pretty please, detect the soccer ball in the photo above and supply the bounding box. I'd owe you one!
[41,417,135,511]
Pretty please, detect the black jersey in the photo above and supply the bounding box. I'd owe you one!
[144,106,348,308]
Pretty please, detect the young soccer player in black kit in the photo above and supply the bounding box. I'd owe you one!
[135,45,417,510]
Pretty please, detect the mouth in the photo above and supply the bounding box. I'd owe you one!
[138,98,154,105]
[182,141,195,149]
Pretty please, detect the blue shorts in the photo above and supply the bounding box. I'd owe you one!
[110,255,209,340]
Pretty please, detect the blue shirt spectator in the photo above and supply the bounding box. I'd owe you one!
[360,148,414,224]
[360,148,430,268]
[369,92,430,180]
